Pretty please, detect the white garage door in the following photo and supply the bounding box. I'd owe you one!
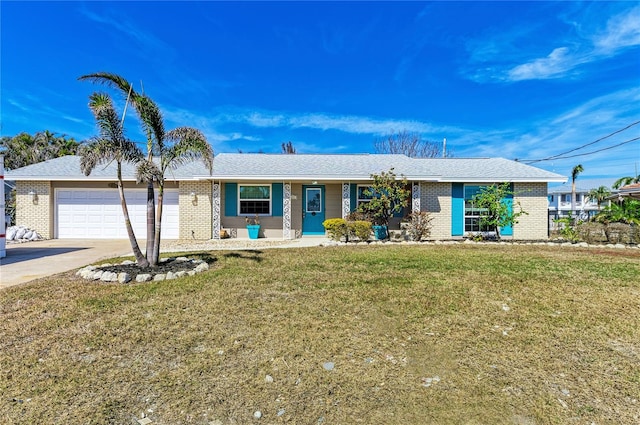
[56,189,179,239]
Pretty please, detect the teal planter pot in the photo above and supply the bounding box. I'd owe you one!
[372,225,387,240]
[247,224,260,239]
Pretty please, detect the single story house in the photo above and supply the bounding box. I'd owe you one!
[5,153,566,241]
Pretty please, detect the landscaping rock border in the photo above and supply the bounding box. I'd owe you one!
[319,238,639,250]
[76,257,210,283]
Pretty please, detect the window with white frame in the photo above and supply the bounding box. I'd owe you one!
[464,185,490,233]
[239,184,271,215]
[357,185,374,207]
[561,194,571,203]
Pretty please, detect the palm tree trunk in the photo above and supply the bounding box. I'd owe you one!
[151,185,164,265]
[145,181,156,265]
[117,165,148,267]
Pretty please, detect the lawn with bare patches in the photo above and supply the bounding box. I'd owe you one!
[1,244,638,424]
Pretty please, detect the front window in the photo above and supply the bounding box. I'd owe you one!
[357,185,373,207]
[464,185,490,233]
[239,185,271,215]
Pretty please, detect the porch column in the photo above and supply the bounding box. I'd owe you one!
[412,182,421,213]
[283,182,292,239]
[342,182,351,219]
[212,181,221,239]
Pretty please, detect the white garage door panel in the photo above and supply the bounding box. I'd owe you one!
[56,189,179,239]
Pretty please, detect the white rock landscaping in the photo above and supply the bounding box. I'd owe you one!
[5,225,43,242]
[76,257,210,283]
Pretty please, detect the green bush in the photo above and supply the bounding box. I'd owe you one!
[323,218,348,241]
[322,218,372,242]
[349,220,372,241]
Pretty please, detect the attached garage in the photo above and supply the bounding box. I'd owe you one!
[55,189,179,239]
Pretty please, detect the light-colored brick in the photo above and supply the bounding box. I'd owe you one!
[513,182,549,240]
[15,181,51,238]
[179,181,212,239]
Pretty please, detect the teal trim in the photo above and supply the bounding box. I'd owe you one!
[272,183,283,216]
[303,185,326,234]
[350,184,358,211]
[500,183,514,236]
[225,183,237,216]
[451,183,464,236]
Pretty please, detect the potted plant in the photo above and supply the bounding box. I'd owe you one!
[357,168,410,240]
[245,214,260,239]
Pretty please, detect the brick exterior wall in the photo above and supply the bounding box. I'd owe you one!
[16,181,52,238]
[513,182,549,240]
[179,181,212,240]
[420,182,452,239]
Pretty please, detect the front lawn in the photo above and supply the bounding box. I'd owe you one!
[1,244,638,424]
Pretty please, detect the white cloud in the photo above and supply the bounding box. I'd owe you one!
[507,47,586,81]
[466,5,640,83]
[228,110,459,137]
[593,6,640,54]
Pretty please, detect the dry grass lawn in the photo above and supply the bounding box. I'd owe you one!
[1,244,639,424]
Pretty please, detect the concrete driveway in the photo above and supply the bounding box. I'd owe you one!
[0,239,133,289]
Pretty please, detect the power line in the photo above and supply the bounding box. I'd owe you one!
[535,136,640,161]
[524,120,640,164]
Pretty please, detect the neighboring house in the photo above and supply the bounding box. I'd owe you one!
[547,184,602,222]
[5,153,565,241]
[615,183,640,200]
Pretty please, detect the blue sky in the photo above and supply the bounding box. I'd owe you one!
[2,1,639,184]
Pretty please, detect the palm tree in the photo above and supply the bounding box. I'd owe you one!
[571,164,584,214]
[613,174,640,189]
[79,72,214,266]
[587,185,611,211]
[79,72,158,260]
[79,92,148,267]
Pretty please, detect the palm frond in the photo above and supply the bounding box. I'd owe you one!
[78,72,136,101]
[134,94,165,153]
[136,158,163,184]
[88,93,125,144]
[164,127,214,173]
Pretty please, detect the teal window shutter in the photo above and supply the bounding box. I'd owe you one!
[451,183,464,236]
[272,183,283,216]
[350,184,358,211]
[500,183,514,236]
[225,183,237,216]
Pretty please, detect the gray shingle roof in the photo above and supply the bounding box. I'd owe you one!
[4,155,212,181]
[5,153,566,183]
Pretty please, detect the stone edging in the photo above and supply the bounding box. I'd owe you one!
[320,239,639,249]
[76,257,210,283]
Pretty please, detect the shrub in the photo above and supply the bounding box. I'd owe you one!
[322,218,348,241]
[349,220,372,241]
[605,222,636,244]
[576,222,607,244]
[406,211,433,241]
[322,218,372,242]
[554,214,580,243]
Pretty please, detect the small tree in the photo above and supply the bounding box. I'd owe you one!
[374,130,449,158]
[357,168,411,238]
[281,141,296,154]
[472,182,527,240]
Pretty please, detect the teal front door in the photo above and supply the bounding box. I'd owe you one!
[302,185,325,235]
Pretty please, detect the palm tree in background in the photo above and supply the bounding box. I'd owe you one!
[79,72,213,266]
[1,131,79,170]
[613,174,640,189]
[570,164,584,214]
[587,185,611,210]
[79,92,148,267]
